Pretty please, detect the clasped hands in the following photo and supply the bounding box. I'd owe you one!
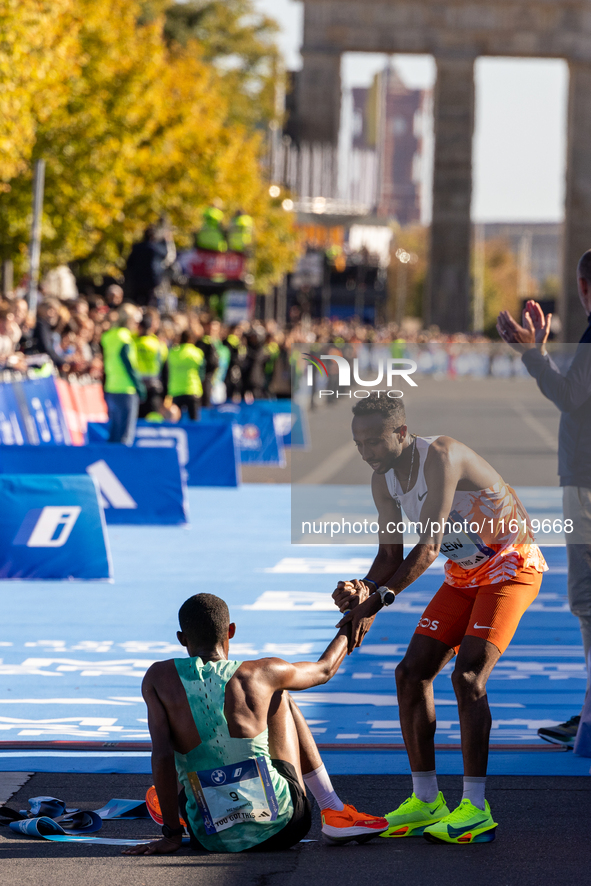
[332,579,382,654]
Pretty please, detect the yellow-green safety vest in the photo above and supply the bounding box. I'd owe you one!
[135,334,168,377]
[167,344,205,398]
[101,326,138,395]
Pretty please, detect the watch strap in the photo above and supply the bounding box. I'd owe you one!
[162,823,185,839]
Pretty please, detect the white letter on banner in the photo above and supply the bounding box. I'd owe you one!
[26,506,81,547]
[86,459,137,509]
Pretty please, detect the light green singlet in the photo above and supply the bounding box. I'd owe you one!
[174,656,293,853]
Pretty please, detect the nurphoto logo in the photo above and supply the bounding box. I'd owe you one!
[303,353,418,399]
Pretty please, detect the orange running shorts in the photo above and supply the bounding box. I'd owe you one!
[413,564,543,654]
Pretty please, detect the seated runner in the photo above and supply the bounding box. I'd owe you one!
[124,593,387,856]
[333,393,548,845]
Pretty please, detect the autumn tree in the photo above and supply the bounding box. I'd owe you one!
[0,0,79,184]
[0,0,297,292]
[477,236,524,336]
[163,0,282,127]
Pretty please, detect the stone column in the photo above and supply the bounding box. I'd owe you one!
[425,56,475,332]
[297,50,342,145]
[562,62,591,342]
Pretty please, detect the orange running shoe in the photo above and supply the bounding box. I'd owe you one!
[145,786,186,827]
[321,804,388,844]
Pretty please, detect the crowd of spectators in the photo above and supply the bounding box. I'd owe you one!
[0,277,493,396]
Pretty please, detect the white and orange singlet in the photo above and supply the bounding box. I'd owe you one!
[385,436,547,653]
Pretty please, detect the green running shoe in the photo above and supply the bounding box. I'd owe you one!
[380,792,449,838]
[423,798,498,844]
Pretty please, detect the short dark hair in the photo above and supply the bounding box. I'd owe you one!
[578,250,591,283]
[352,393,406,429]
[179,329,195,345]
[178,594,230,647]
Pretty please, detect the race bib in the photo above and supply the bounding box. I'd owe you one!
[441,510,496,570]
[188,757,278,836]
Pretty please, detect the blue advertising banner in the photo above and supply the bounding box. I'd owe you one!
[0,378,71,446]
[202,405,285,466]
[14,377,71,445]
[0,474,111,579]
[0,445,188,525]
[87,421,240,487]
[0,381,28,445]
[254,400,309,449]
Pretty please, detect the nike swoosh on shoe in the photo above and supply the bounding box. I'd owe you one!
[447,819,489,837]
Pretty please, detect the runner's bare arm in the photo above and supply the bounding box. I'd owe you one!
[123,664,183,857]
[332,472,403,613]
[336,442,462,651]
[258,626,352,691]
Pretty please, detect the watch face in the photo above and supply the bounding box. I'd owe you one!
[379,587,395,606]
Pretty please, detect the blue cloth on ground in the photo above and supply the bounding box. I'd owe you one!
[9,811,102,836]
[94,799,149,820]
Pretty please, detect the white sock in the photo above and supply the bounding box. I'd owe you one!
[462,776,486,810]
[411,770,439,803]
[303,764,345,812]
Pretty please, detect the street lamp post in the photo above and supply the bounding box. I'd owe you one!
[394,247,417,325]
[27,159,45,318]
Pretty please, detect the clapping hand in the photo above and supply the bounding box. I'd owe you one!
[497,300,552,347]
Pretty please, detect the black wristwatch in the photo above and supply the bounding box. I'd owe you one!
[162,823,185,839]
[377,586,396,607]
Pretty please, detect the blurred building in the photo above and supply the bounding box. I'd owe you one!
[351,67,425,224]
[481,222,561,290]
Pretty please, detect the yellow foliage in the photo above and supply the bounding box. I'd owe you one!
[479,237,523,335]
[0,0,298,292]
[0,0,80,183]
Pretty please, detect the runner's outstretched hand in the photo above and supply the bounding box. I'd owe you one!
[336,593,381,654]
[123,835,183,856]
[332,579,371,613]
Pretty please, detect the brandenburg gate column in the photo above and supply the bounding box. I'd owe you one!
[426,56,476,332]
[562,62,591,342]
[297,50,342,144]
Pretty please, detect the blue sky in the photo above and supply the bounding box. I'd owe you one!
[253,0,568,223]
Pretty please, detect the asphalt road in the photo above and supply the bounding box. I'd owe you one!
[2,772,590,886]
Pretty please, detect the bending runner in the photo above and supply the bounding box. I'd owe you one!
[124,593,387,856]
[333,393,547,845]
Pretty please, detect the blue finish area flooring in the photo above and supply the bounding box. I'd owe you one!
[0,485,588,775]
